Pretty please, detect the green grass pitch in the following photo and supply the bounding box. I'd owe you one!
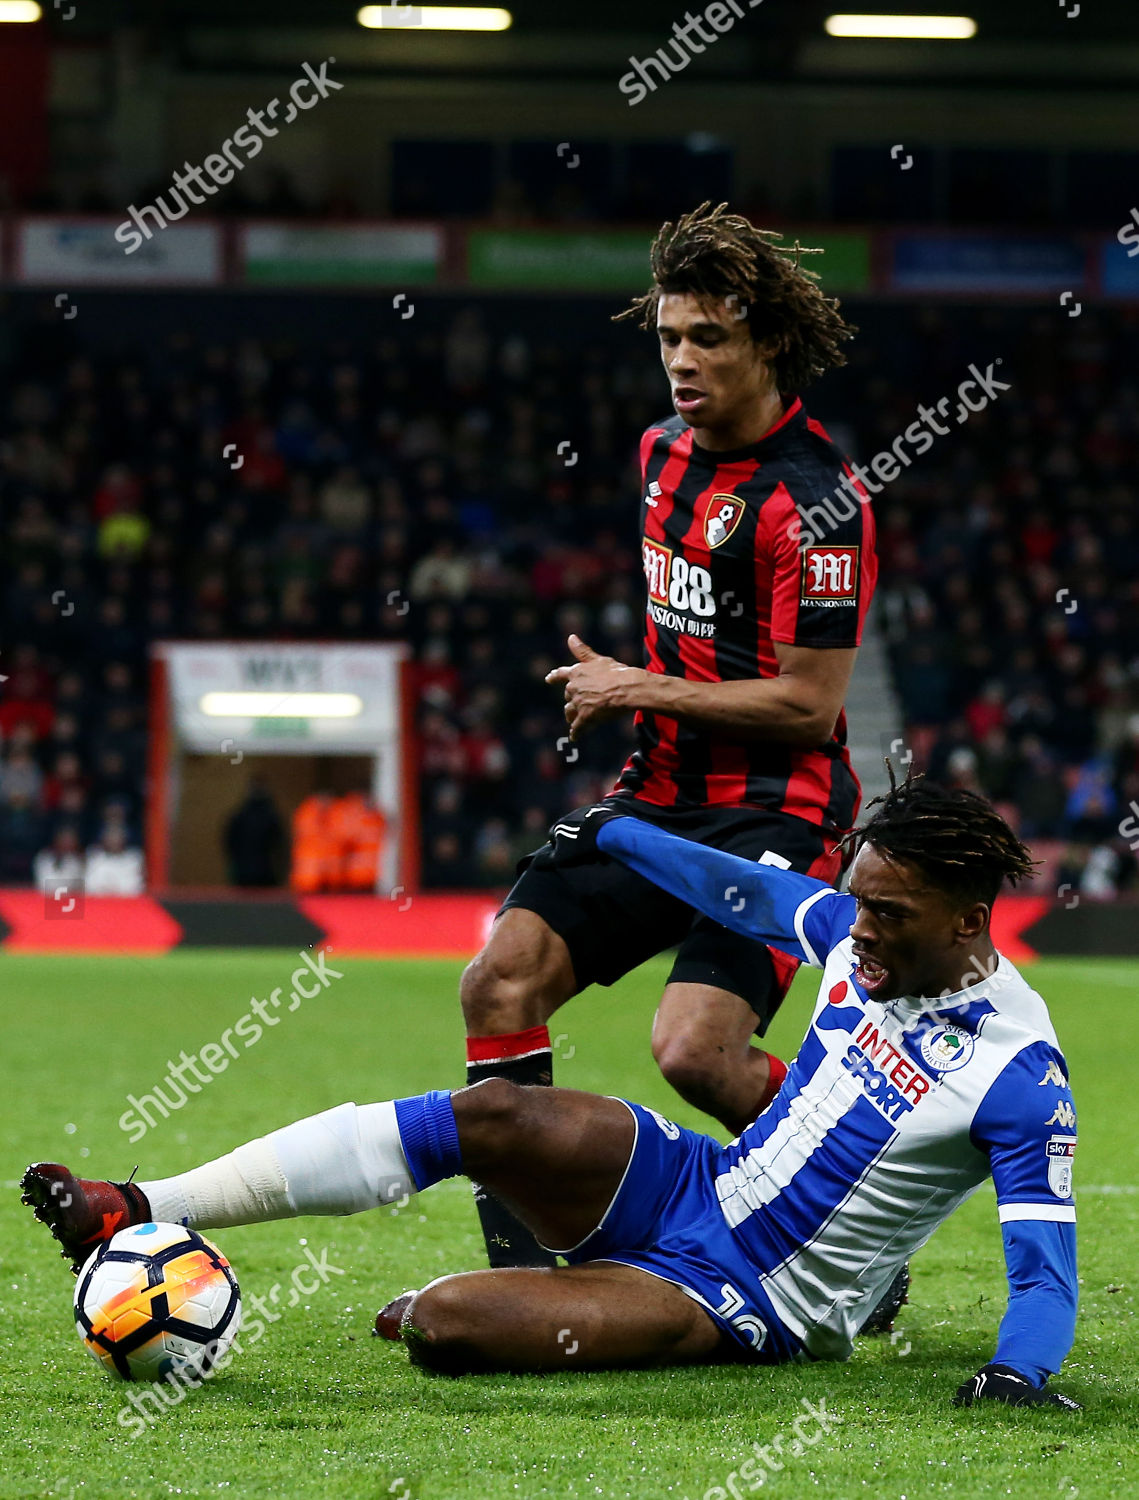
[1,952,1136,1499]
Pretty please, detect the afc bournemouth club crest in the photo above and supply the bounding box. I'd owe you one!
[701,494,746,549]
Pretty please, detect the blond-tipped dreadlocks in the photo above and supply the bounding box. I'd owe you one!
[843,763,1039,909]
[614,201,857,393]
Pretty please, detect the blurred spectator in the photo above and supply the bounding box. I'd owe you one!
[85,826,145,895]
[472,817,514,887]
[423,830,474,887]
[290,791,339,894]
[1063,759,1118,843]
[224,779,286,887]
[288,789,386,893]
[0,299,1134,893]
[327,789,387,892]
[409,539,472,601]
[0,742,44,806]
[1080,843,1124,901]
[32,825,84,894]
[0,792,47,883]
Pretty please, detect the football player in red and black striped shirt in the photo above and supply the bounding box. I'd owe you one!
[464,203,877,1270]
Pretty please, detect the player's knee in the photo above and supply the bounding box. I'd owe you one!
[403,1278,489,1375]
[459,948,521,1033]
[459,919,564,1034]
[653,1034,724,1108]
[455,1075,528,1138]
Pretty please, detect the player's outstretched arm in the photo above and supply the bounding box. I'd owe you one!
[956,1043,1080,1411]
[550,805,853,967]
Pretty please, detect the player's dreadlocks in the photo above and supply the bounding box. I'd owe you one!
[846,765,1038,909]
[614,201,857,393]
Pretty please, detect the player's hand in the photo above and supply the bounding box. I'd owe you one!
[545,635,646,741]
[953,1364,1082,1411]
[548,803,627,866]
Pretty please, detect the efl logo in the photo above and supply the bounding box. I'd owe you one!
[1046,1134,1076,1199]
[801,545,858,607]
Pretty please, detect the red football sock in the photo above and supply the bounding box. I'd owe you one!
[756,1052,788,1113]
[465,1025,555,1268]
[465,1025,553,1073]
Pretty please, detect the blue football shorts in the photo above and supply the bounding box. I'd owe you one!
[546,1099,804,1364]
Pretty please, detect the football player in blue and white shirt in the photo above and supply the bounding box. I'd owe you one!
[23,776,1079,1409]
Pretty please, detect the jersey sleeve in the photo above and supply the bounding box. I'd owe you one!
[759,478,877,649]
[595,815,854,967]
[970,1041,1078,1385]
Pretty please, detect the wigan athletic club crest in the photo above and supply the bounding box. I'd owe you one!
[1046,1135,1076,1198]
[919,1023,975,1074]
[701,494,745,549]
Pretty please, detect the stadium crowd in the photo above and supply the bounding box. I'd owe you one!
[1,296,1137,893]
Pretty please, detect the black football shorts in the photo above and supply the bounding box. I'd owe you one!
[497,796,845,1034]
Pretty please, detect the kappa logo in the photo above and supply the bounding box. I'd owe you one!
[701,493,745,550]
[919,1024,975,1074]
[801,545,858,607]
[1046,1134,1076,1198]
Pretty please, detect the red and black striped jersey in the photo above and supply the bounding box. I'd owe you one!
[613,397,878,836]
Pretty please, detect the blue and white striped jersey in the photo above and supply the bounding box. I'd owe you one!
[597,815,1078,1379]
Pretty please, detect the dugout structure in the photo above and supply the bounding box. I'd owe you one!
[146,642,417,894]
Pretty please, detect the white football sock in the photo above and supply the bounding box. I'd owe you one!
[140,1101,414,1230]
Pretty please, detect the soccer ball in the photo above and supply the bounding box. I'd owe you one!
[74,1222,241,1382]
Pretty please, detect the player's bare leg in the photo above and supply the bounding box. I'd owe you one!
[23,1079,633,1279]
[459,908,576,1037]
[398,1262,735,1374]
[384,1082,736,1372]
[652,983,780,1136]
[459,908,578,1267]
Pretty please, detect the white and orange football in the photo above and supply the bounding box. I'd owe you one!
[74,1222,241,1382]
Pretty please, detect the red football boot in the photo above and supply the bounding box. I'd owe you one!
[20,1162,152,1274]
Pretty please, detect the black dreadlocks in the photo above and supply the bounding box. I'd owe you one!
[846,766,1038,909]
[613,200,857,393]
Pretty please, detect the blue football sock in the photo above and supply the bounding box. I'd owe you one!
[393,1090,463,1190]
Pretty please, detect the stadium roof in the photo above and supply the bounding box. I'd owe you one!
[55,0,1137,39]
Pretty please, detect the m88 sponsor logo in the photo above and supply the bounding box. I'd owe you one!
[643,540,718,637]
